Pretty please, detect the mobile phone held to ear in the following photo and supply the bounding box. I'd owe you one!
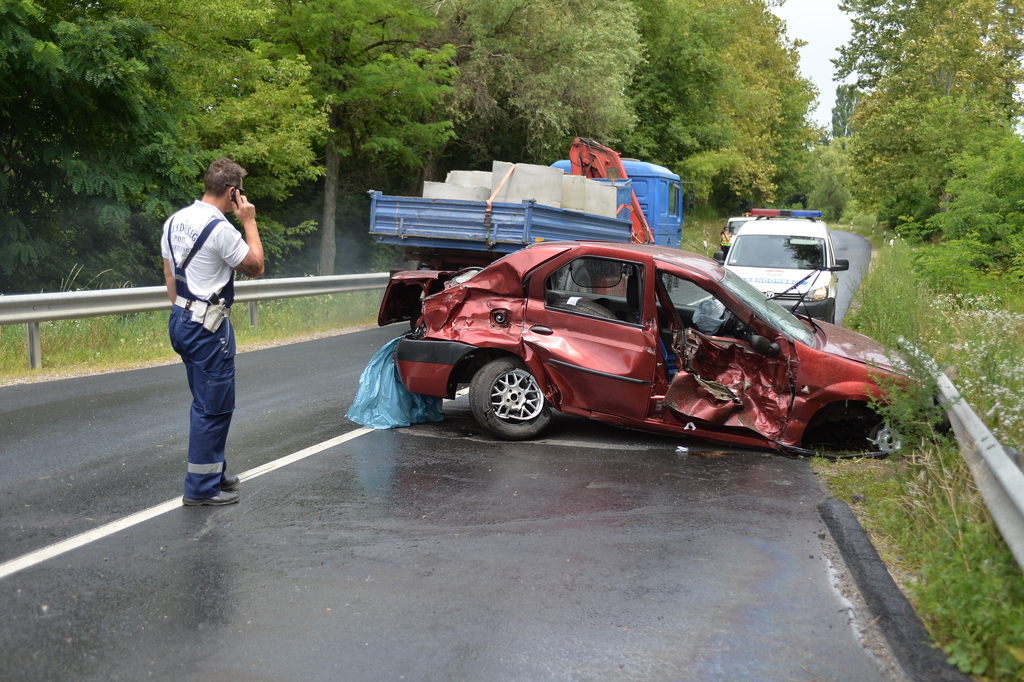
[231,187,244,205]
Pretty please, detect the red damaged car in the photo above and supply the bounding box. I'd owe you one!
[377,241,901,455]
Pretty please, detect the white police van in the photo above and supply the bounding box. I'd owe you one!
[714,209,849,324]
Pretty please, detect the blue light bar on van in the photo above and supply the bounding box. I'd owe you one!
[750,208,823,219]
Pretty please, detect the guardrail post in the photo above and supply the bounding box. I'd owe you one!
[26,322,41,369]
[248,301,258,327]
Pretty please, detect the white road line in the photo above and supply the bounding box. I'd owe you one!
[0,427,375,581]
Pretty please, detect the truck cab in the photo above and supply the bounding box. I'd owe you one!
[550,158,692,248]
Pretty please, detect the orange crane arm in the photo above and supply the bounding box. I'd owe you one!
[568,137,654,244]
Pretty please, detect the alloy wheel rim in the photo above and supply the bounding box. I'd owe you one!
[867,425,902,453]
[490,369,544,422]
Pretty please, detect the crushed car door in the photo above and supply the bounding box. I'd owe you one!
[658,271,793,441]
[524,256,658,422]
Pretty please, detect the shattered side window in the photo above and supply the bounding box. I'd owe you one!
[659,271,714,311]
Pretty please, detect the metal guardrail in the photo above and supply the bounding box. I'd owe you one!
[0,273,390,368]
[901,339,1024,571]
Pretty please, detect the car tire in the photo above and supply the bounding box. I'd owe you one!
[470,358,551,440]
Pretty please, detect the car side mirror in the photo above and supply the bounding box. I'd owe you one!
[749,334,781,357]
[713,250,725,264]
[832,259,849,272]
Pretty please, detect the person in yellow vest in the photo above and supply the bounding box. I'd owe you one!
[720,225,734,258]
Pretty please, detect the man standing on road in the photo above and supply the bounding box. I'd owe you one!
[161,158,264,506]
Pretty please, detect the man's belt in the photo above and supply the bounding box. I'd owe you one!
[174,296,230,318]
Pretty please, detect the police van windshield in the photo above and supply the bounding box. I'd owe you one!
[728,235,826,270]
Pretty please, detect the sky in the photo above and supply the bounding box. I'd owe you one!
[769,0,854,129]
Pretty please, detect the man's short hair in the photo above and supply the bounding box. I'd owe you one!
[204,158,248,197]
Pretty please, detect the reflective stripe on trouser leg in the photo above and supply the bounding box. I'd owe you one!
[186,407,232,497]
[169,308,236,499]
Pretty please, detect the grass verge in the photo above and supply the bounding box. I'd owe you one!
[817,238,1024,680]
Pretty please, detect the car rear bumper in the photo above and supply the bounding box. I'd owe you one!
[395,338,476,397]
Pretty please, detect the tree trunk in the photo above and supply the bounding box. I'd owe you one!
[319,110,340,276]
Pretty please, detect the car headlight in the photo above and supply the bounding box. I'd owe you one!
[809,286,829,302]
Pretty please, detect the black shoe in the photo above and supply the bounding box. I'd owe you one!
[220,474,240,491]
[183,491,239,506]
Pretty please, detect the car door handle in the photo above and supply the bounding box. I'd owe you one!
[530,325,553,335]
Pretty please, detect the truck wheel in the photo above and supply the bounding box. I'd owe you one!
[470,358,551,440]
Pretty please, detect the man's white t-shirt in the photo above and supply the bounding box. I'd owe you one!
[161,200,250,303]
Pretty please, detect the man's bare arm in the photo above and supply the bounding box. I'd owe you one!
[163,259,176,304]
[232,194,264,278]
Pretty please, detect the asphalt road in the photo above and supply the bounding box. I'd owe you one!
[0,233,907,682]
[831,229,872,325]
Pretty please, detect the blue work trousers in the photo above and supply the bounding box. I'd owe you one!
[169,306,236,499]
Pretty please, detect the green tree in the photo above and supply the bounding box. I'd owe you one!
[848,90,1013,229]
[0,0,192,292]
[427,0,642,170]
[266,0,457,275]
[703,0,817,208]
[836,0,1024,228]
[0,0,330,291]
[622,0,736,175]
[926,136,1024,280]
[837,0,1024,106]
[830,84,857,139]
[623,0,816,209]
[807,139,852,221]
[126,0,326,274]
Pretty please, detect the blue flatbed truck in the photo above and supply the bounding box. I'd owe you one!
[368,140,694,270]
[368,191,636,270]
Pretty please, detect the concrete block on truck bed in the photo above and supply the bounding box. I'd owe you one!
[423,181,491,202]
[585,180,619,218]
[491,161,562,208]
[561,174,587,211]
[445,170,493,189]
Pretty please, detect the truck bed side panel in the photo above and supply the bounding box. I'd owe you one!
[369,192,633,253]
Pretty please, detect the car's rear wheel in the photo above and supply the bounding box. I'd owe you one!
[470,358,551,440]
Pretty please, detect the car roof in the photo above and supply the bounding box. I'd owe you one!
[733,218,830,238]
[521,240,725,279]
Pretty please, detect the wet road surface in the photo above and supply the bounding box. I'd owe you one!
[0,318,900,681]
[832,229,871,325]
